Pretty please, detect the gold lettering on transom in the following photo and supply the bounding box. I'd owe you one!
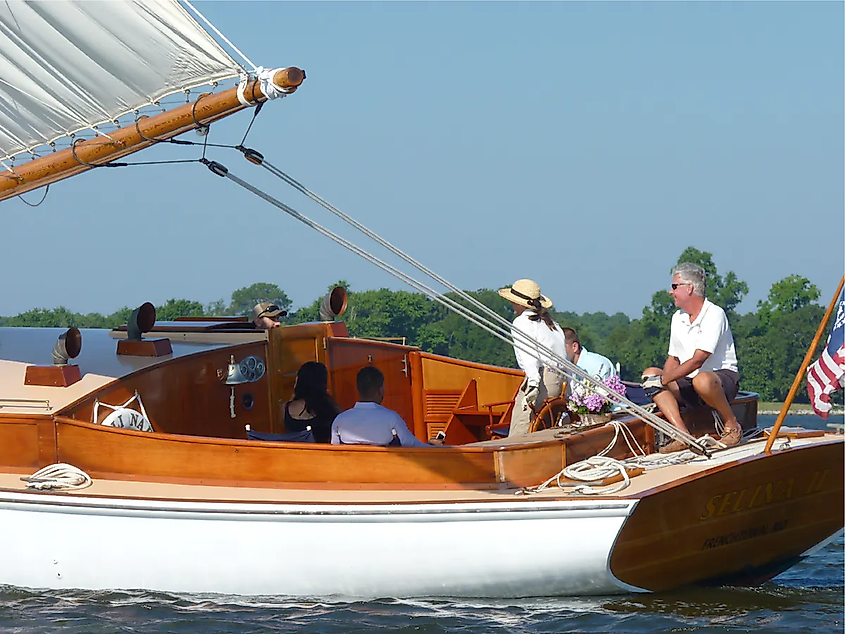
[699,476,800,521]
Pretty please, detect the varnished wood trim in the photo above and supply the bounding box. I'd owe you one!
[409,351,426,439]
[57,341,265,416]
[417,352,524,376]
[610,441,844,591]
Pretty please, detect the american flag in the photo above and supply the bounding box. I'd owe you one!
[807,290,845,418]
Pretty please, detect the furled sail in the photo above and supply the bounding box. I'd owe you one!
[0,0,242,162]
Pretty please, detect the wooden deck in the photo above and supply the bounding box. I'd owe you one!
[1,434,839,506]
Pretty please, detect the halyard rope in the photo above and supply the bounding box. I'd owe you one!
[181,1,256,72]
[527,420,699,496]
[200,158,709,455]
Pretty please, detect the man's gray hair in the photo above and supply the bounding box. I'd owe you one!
[671,262,706,297]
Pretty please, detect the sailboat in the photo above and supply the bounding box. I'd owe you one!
[0,1,841,598]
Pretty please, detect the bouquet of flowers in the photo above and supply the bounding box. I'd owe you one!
[567,374,627,416]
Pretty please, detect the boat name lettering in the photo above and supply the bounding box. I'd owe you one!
[699,478,795,520]
[700,519,788,550]
[699,469,830,521]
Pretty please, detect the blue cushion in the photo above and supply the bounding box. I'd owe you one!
[246,428,315,443]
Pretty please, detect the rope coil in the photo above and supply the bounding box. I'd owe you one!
[22,463,92,491]
[524,420,702,496]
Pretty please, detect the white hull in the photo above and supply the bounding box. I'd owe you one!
[0,491,642,598]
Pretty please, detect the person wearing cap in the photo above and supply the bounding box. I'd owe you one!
[251,302,287,330]
[497,279,567,437]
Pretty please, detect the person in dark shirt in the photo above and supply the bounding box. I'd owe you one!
[281,361,340,443]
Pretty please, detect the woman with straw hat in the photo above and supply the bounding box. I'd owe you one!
[498,279,567,436]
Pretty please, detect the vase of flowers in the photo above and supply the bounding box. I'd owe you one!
[567,374,627,426]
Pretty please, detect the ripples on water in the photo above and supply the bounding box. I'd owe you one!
[1,415,842,633]
[2,541,840,633]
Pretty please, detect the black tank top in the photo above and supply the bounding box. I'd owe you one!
[284,402,333,444]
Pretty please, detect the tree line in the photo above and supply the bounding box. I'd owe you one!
[0,247,829,403]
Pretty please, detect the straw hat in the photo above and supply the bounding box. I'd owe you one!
[497,279,553,309]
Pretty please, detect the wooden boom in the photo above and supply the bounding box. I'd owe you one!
[0,67,305,203]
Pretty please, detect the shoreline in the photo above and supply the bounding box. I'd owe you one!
[758,408,844,416]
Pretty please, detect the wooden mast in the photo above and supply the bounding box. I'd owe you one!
[0,67,305,203]
[764,274,845,453]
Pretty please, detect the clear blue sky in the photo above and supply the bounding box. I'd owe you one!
[2,1,842,319]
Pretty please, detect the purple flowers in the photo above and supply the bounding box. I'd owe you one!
[567,374,627,415]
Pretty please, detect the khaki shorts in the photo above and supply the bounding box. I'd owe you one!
[676,369,739,409]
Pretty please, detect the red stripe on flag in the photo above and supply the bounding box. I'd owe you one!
[818,353,839,383]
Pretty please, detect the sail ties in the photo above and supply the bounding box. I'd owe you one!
[201,155,710,456]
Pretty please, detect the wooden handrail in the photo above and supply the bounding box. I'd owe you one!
[764,274,845,453]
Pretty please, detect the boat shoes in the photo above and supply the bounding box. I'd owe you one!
[719,425,742,447]
[659,425,742,454]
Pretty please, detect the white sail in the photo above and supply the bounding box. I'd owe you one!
[0,0,242,162]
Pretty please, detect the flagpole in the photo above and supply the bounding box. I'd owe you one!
[764,274,845,454]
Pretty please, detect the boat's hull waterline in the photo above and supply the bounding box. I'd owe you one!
[1,438,841,598]
[0,494,639,597]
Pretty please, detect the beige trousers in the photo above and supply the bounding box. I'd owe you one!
[509,368,565,437]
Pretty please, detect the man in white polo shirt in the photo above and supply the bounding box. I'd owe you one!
[331,366,442,447]
[641,262,742,453]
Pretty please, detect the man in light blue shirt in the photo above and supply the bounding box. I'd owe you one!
[331,366,440,447]
[563,327,616,381]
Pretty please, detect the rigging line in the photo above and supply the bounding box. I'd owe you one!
[238,103,265,147]
[203,161,584,371]
[201,161,545,356]
[254,158,552,362]
[17,184,49,207]
[181,0,256,72]
[257,159,592,382]
[136,136,234,149]
[100,159,201,168]
[0,159,22,182]
[200,123,210,160]
[246,157,705,450]
[203,160,706,453]
[230,160,703,450]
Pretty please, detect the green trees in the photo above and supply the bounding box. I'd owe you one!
[154,299,205,322]
[2,306,127,328]
[423,290,515,367]
[228,283,292,316]
[737,275,824,401]
[0,258,830,402]
[342,288,440,344]
[756,275,821,331]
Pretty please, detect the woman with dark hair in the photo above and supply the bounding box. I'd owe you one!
[281,361,340,443]
[497,279,567,437]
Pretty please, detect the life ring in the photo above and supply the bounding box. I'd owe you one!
[100,407,153,432]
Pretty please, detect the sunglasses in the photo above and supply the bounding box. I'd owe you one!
[671,283,690,290]
[260,305,281,317]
